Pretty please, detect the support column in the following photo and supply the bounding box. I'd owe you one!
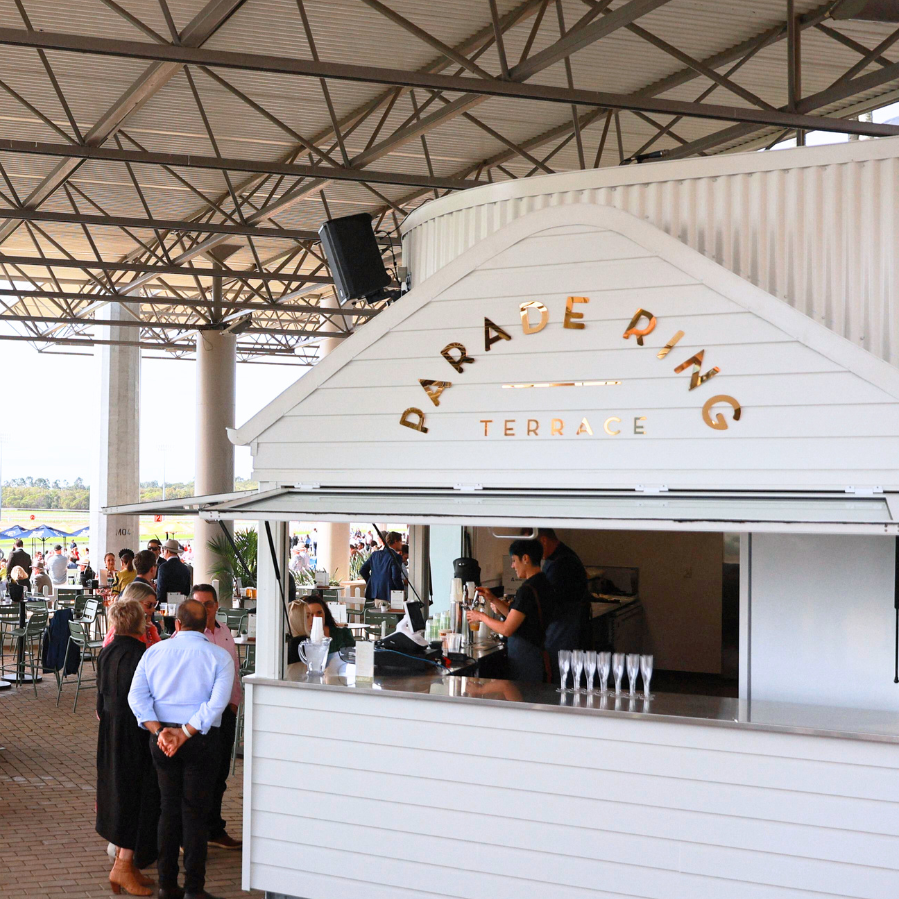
[90,303,140,564]
[312,337,350,584]
[408,525,431,614]
[193,328,236,590]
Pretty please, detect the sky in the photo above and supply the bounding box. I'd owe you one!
[0,341,304,484]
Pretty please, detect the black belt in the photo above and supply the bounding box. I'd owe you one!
[159,721,185,729]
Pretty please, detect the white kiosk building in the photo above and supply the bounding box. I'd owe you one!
[117,138,899,899]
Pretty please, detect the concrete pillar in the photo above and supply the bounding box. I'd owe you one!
[90,303,140,564]
[193,328,236,589]
[313,337,350,583]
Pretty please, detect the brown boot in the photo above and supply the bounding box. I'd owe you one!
[133,865,155,888]
[109,856,152,896]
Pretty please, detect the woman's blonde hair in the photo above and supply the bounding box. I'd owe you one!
[121,580,156,605]
[10,565,27,582]
[108,598,146,636]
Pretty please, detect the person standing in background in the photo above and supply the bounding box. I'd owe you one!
[156,540,192,608]
[47,544,68,586]
[6,539,31,581]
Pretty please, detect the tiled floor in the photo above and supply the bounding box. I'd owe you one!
[0,672,261,898]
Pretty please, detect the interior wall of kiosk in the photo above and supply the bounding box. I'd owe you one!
[249,506,898,713]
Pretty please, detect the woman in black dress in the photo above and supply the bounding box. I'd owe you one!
[96,599,159,896]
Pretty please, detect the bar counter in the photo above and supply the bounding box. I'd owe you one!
[250,661,899,745]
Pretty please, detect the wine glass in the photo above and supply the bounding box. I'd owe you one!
[640,654,654,699]
[572,650,585,694]
[597,651,611,694]
[584,650,597,693]
[612,652,625,695]
[626,653,640,698]
[557,650,571,693]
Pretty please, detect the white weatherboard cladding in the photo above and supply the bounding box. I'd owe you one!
[238,205,899,493]
[402,138,899,368]
[245,682,899,899]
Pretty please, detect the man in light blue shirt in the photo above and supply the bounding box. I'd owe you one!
[128,598,233,899]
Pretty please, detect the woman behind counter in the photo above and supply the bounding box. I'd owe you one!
[96,599,159,896]
[304,597,355,659]
[467,538,555,683]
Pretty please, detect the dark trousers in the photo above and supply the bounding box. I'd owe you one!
[150,728,221,893]
[208,707,237,839]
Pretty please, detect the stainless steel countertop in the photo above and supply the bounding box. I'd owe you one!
[246,658,899,744]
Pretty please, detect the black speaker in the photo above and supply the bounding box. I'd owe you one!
[318,213,391,305]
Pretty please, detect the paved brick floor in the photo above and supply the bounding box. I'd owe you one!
[0,672,261,898]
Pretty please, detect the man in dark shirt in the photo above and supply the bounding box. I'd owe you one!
[537,528,590,674]
[6,539,31,581]
[359,532,405,602]
[156,539,192,607]
[133,549,158,588]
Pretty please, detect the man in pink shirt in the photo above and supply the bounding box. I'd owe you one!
[194,584,243,851]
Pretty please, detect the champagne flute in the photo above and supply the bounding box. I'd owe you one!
[598,652,611,694]
[584,650,597,693]
[572,650,585,694]
[640,654,654,699]
[612,652,625,695]
[626,653,640,698]
[557,650,571,693]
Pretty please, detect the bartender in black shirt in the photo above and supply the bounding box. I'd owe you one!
[468,539,554,683]
[537,528,590,676]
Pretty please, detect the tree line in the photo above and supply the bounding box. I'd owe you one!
[0,477,258,511]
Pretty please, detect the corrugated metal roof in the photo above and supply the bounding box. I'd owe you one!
[1,0,899,358]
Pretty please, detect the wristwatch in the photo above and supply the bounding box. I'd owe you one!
[181,724,192,738]
[153,726,163,738]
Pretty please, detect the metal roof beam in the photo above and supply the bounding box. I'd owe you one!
[0,254,334,283]
[1,28,896,136]
[0,205,324,242]
[0,137,478,191]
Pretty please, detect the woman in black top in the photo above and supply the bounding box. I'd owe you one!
[304,598,356,656]
[96,599,159,896]
[467,539,555,683]
[7,564,30,601]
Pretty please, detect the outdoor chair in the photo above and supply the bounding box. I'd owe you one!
[216,608,249,636]
[9,610,49,697]
[0,604,20,678]
[76,597,101,640]
[72,593,89,617]
[25,598,48,613]
[56,619,103,711]
[363,609,400,638]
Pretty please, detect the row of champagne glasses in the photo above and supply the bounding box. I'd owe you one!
[557,650,653,698]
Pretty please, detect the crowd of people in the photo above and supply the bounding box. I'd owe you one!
[92,539,237,898]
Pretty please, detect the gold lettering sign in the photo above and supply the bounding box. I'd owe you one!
[520,301,549,335]
[480,419,493,436]
[674,350,720,391]
[400,407,428,433]
[551,418,564,436]
[622,308,656,345]
[441,342,474,373]
[657,330,684,360]
[576,418,593,436]
[702,395,742,430]
[419,379,451,407]
[484,317,512,351]
[504,420,516,436]
[564,296,589,330]
[604,416,621,436]
[527,419,539,436]
[634,416,646,435]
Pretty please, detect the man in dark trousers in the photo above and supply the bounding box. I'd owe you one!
[128,599,233,899]
[156,540,192,608]
[360,531,405,601]
[537,529,590,676]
